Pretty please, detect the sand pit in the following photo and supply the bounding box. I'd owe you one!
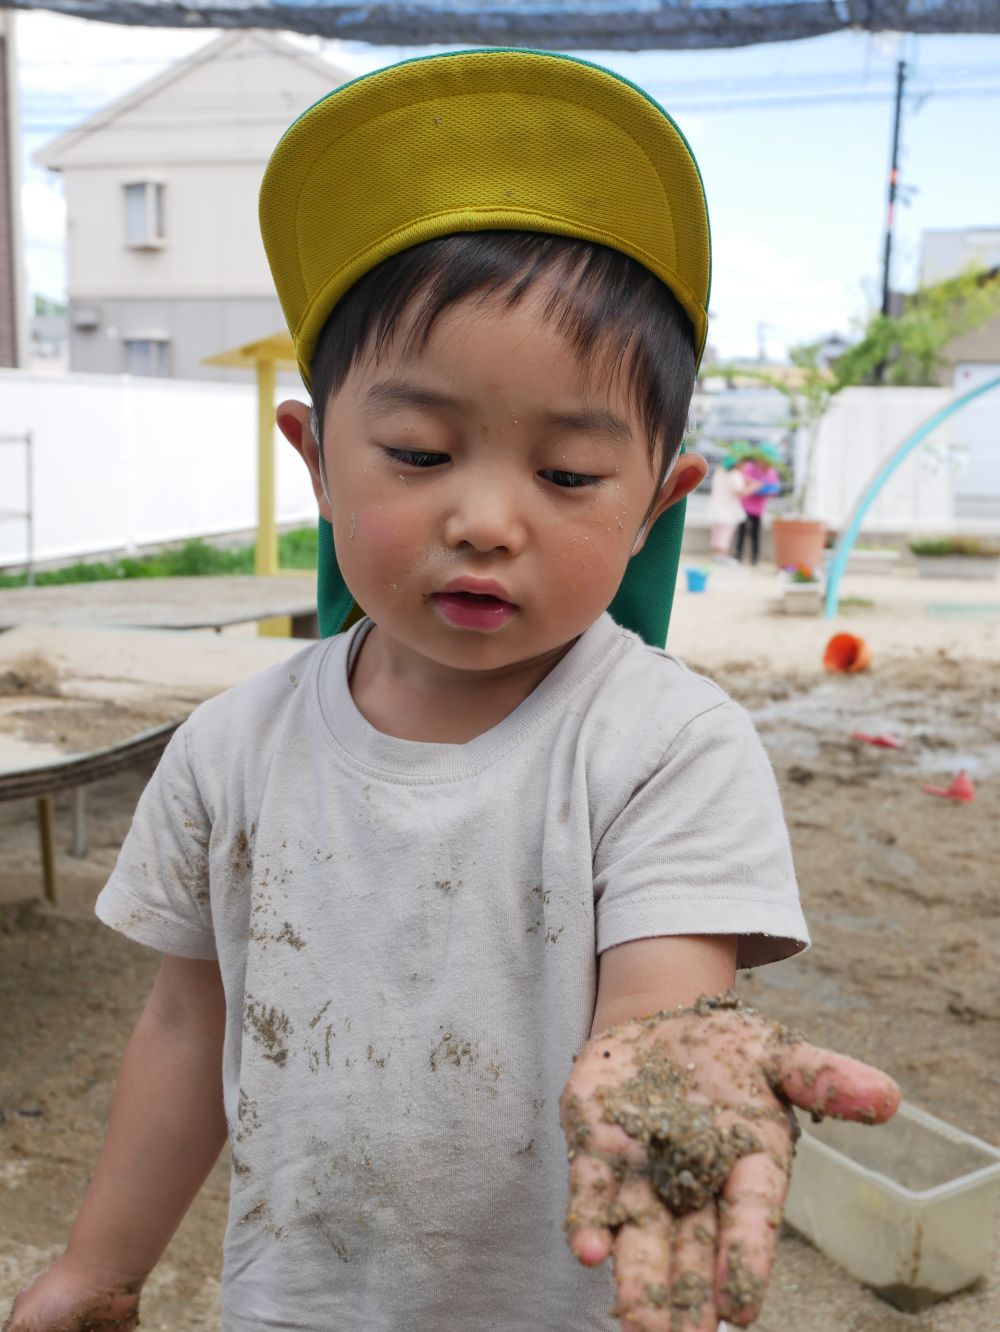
[1,567,997,1329]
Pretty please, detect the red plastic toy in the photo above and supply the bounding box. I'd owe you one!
[850,732,905,749]
[923,771,976,803]
[824,633,872,673]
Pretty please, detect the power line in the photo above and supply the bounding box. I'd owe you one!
[21,84,1000,134]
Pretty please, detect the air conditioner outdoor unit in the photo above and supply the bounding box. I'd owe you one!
[73,305,100,330]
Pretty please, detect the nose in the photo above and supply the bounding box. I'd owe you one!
[442,471,528,555]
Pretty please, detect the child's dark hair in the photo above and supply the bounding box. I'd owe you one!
[310,231,696,494]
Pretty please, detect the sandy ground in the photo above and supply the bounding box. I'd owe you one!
[1,565,998,1330]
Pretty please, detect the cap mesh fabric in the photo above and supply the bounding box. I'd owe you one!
[260,49,710,385]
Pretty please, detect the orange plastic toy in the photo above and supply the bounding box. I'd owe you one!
[923,771,976,803]
[823,633,872,673]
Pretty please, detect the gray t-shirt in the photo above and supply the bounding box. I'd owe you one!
[96,612,808,1331]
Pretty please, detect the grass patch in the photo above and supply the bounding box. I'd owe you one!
[0,528,319,589]
[840,597,876,612]
[909,536,1000,558]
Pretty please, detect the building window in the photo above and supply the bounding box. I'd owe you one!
[124,338,170,377]
[124,182,166,248]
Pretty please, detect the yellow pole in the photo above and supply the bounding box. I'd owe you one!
[255,357,278,577]
[255,358,291,636]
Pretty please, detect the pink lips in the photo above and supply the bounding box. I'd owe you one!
[440,576,515,602]
[432,576,518,632]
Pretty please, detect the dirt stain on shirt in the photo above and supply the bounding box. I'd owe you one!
[430,1032,477,1072]
[243,997,293,1067]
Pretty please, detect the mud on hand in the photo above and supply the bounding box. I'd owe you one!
[560,992,900,1332]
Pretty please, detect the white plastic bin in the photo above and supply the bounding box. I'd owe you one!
[784,1101,1000,1311]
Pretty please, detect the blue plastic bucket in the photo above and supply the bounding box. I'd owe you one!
[685,567,709,593]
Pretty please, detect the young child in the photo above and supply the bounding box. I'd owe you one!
[6,50,898,1332]
[707,451,749,563]
[734,449,783,566]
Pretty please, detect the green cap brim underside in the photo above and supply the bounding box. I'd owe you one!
[316,496,685,647]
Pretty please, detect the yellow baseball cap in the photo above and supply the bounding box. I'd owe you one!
[259,48,711,649]
[260,47,711,387]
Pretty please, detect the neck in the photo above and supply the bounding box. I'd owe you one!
[348,625,577,743]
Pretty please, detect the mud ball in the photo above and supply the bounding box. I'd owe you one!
[601,1054,759,1216]
[647,1117,759,1214]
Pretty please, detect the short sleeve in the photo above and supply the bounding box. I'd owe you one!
[593,700,809,968]
[95,723,217,959]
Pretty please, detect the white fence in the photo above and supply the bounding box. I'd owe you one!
[803,386,957,533]
[0,369,316,570]
[0,373,990,572]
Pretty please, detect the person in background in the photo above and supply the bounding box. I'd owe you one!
[708,447,749,563]
[734,446,782,565]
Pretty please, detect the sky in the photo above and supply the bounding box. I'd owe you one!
[14,10,1000,361]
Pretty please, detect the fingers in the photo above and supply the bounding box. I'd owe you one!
[770,1041,900,1124]
[715,1145,789,1326]
[669,1205,717,1332]
[566,1153,619,1266]
[611,1175,673,1332]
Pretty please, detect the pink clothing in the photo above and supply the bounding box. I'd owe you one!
[739,461,781,518]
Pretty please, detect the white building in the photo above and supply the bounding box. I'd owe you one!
[918,227,1000,524]
[35,31,350,380]
[920,226,1000,287]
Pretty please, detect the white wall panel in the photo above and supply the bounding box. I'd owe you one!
[808,387,956,533]
[0,369,315,567]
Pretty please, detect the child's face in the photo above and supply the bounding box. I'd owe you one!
[280,285,705,675]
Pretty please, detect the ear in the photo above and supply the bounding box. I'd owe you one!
[277,398,332,522]
[632,452,708,556]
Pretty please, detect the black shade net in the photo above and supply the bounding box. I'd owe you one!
[6,0,1000,50]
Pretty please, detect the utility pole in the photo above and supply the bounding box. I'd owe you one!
[0,10,27,367]
[756,321,768,363]
[880,59,907,318]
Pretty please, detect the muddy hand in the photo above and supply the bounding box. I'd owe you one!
[3,1256,142,1332]
[560,993,899,1331]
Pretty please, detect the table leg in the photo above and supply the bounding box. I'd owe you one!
[291,611,319,639]
[37,794,57,904]
[71,786,87,858]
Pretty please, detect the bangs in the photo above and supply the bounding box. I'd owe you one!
[311,232,696,479]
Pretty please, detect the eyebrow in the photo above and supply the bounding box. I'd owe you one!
[362,379,468,414]
[362,378,633,446]
[540,408,634,447]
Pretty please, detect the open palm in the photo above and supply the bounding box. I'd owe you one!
[560,994,899,1331]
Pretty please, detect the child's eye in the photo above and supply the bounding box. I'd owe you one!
[381,447,448,468]
[541,469,603,490]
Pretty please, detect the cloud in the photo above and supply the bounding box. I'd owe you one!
[709,233,866,359]
[16,11,214,101]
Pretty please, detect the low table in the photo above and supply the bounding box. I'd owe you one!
[0,574,318,637]
[0,624,310,901]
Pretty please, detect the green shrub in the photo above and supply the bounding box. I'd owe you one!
[908,536,1000,558]
[278,526,320,568]
[0,527,319,588]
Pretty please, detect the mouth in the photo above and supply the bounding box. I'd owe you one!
[431,588,519,631]
[438,589,511,605]
[439,577,516,604]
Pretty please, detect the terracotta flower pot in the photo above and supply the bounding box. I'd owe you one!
[772,517,826,571]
